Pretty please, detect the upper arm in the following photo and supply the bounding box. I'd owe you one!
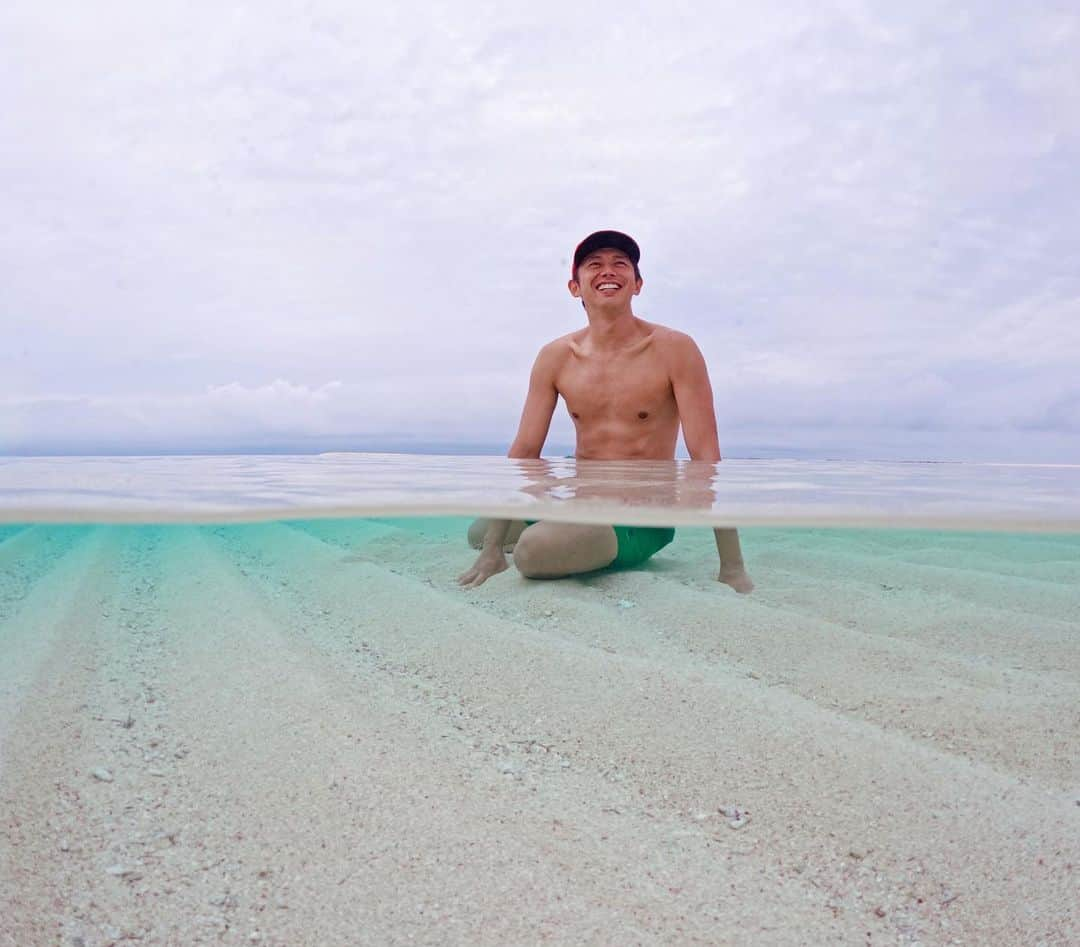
[508,343,561,458]
[668,333,721,462]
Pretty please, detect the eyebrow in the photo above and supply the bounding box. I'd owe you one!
[584,253,630,263]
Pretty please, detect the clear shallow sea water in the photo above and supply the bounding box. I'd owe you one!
[2,454,1079,943]
[2,452,1080,529]
[3,453,1077,782]
[2,453,1078,701]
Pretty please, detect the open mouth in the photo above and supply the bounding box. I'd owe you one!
[596,282,621,291]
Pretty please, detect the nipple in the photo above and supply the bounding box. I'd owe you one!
[638,411,649,420]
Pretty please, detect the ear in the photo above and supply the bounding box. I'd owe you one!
[568,278,581,298]
[632,277,643,296]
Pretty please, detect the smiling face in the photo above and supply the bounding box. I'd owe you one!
[568,248,643,307]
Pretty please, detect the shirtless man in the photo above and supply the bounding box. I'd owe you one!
[458,230,753,593]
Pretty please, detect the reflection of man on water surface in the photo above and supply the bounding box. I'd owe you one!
[458,231,753,593]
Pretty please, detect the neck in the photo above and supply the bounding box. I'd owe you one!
[582,306,642,350]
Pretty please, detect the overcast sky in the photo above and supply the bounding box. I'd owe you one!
[2,0,1078,460]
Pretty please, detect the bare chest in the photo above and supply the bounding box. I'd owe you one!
[556,349,675,424]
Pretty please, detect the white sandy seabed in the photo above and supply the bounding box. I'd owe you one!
[0,518,1078,946]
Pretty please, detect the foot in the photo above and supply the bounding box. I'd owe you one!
[718,565,754,594]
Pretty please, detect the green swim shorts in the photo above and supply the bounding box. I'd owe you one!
[523,522,675,569]
[609,525,676,568]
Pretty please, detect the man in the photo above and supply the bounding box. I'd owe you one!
[458,230,753,593]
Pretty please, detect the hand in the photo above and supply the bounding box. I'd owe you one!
[718,565,754,594]
[458,550,509,589]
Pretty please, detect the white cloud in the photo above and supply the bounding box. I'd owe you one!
[1,0,1078,459]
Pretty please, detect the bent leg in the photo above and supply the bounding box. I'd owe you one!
[467,518,527,551]
[512,522,618,578]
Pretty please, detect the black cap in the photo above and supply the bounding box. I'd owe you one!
[572,230,640,274]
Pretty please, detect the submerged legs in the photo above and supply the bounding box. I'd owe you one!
[466,518,527,551]
[465,520,618,578]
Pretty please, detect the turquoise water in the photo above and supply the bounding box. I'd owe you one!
[1,458,1078,943]
[3,514,1076,785]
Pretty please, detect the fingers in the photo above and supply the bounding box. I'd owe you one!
[457,567,489,589]
[459,553,509,590]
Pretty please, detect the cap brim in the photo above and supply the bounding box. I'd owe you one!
[573,230,640,270]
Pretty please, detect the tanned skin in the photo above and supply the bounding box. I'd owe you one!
[458,246,753,593]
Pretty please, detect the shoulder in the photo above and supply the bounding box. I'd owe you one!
[543,329,590,358]
[531,333,578,374]
[538,332,577,358]
[644,322,703,359]
[543,330,582,351]
[643,323,709,383]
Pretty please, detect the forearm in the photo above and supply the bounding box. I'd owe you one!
[507,437,543,459]
[684,448,744,569]
[713,527,745,568]
[481,518,513,556]
[490,436,543,553]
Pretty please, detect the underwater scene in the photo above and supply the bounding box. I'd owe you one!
[1,456,1078,945]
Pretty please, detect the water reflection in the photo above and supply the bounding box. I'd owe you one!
[0,453,1078,530]
[510,458,718,514]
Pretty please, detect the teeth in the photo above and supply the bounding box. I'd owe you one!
[598,283,619,290]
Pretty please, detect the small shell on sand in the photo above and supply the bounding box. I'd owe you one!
[105,864,138,877]
[91,767,114,782]
[719,805,751,829]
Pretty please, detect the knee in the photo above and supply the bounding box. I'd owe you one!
[512,532,547,578]
[466,518,487,550]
